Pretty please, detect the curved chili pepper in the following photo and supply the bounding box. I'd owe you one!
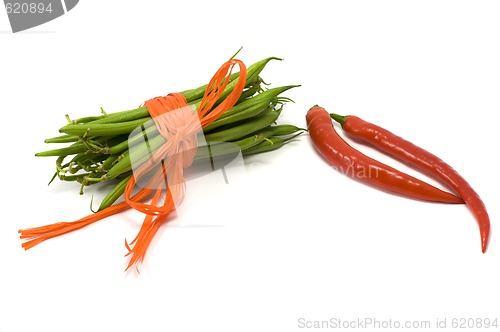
[330,112,490,253]
[306,106,464,205]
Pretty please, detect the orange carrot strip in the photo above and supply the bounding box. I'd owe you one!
[121,59,247,269]
[20,59,247,271]
[20,187,152,250]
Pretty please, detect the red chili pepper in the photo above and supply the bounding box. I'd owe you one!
[330,112,490,253]
[306,106,464,207]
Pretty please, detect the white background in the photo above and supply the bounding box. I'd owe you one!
[1,1,499,331]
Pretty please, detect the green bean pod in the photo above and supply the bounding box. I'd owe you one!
[203,85,298,132]
[253,124,307,137]
[98,154,120,171]
[213,85,297,120]
[181,57,280,104]
[236,78,263,102]
[106,123,158,155]
[68,115,106,125]
[35,142,86,157]
[243,133,303,155]
[44,134,80,144]
[204,109,281,143]
[82,107,150,125]
[204,99,276,133]
[60,118,150,137]
[98,174,132,211]
[193,135,266,161]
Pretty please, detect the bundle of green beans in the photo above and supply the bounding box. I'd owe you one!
[36,57,304,211]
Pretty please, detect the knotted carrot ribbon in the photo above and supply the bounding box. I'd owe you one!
[19,59,247,271]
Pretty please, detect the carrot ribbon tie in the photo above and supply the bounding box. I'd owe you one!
[19,59,247,271]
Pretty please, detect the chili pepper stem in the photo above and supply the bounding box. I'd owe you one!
[330,113,348,126]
